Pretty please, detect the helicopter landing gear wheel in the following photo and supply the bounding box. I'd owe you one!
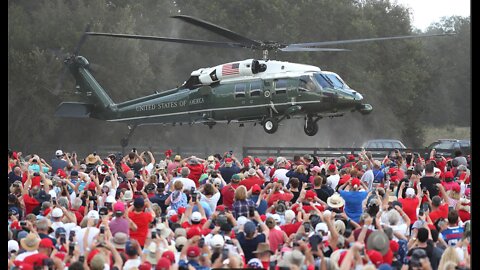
[304,118,318,136]
[263,117,278,134]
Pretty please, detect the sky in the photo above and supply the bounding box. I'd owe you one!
[394,0,470,31]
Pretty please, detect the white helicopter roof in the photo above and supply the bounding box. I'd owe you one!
[189,59,322,86]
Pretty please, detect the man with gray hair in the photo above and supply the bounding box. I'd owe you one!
[36,218,57,245]
[172,167,196,191]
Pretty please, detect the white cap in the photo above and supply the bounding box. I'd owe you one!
[323,210,332,218]
[406,188,416,197]
[272,214,281,223]
[210,234,225,248]
[48,190,57,199]
[237,216,248,227]
[55,150,64,156]
[156,223,166,231]
[167,209,177,217]
[87,210,100,220]
[315,223,328,233]
[213,178,222,185]
[106,196,116,203]
[284,210,295,222]
[52,208,63,218]
[147,242,157,253]
[248,168,257,176]
[191,211,202,222]
[8,240,19,253]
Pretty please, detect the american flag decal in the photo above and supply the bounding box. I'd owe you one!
[222,63,240,76]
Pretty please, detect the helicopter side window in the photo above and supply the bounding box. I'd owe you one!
[235,83,246,98]
[275,79,288,94]
[249,81,262,97]
[299,76,316,92]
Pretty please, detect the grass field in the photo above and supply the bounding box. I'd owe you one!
[423,126,470,147]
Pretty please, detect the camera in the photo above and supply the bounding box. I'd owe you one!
[151,230,157,239]
[69,242,75,256]
[20,221,27,227]
[210,171,218,178]
[79,255,85,263]
[249,205,255,217]
[198,237,205,248]
[89,196,97,201]
[100,225,105,234]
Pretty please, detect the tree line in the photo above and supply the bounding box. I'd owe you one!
[8,0,470,154]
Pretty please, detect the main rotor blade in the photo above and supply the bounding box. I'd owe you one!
[172,15,262,48]
[86,32,248,49]
[281,47,350,52]
[288,33,455,48]
[74,24,91,55]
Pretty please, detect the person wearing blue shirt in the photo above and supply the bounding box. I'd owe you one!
[441,210,464,246]
[338,177,368,223]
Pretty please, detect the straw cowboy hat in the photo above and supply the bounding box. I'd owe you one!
[20,233,40,252]
[327,193,345,209]
[86,154,97,164]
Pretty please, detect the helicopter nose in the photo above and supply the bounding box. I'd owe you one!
[353,91,363,101]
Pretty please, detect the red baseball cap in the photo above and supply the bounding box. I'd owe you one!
[88,182,96,190]
[367,249,384,267]
[169,214,179,223]
[243,157,251,165]
[390,240,399,253]
[114,201,125,213]
[252,184,261,194]
[347,154,355,161]
[56,169,67,179]
[161,250,175,264]
[444,171,454,179]
[39,238,54,249]
[156,258,171,270]
[266,157,275,164]
[328,164,336,172]
[225,158,233,163]
[216,205,225,212]
[186,227,202,239]
[260,214,267,222]
[351,178,361,187]
[305,190,316,200]
[451,183,461,193]
[187,246,201,257]
[254,158,261,165]
[138,262,152,270]
[178,207,186,215]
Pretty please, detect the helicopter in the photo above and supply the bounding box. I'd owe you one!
[55,15,453,147]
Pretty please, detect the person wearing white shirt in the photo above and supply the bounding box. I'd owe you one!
[173,167,197,191]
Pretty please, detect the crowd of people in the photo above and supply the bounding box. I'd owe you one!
[7,147,471,270]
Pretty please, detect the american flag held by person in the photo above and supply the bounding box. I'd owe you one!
[222,63,240,76]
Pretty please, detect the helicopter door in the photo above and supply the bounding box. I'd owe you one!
[270,78,292,112]
[188,86,212,123]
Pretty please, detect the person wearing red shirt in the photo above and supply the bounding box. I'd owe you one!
[428,196,449,223]
[183,156,205,187]
[266,181,294,207]
[279,209,302,237]
[221,174,241,210]
[398,183,421,224]
[240,168,264,191]
[128,196,154,248]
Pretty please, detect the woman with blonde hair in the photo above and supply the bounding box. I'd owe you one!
[286,164,309,186]
[232,185,255,218]
[438,246,460,270]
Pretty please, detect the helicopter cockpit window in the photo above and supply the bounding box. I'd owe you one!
[299,76,316,92]
[324,73,346,89]
[313,73,333,89]
[235,83,246,98]
[275,79,288,94]
[249,81,262,97]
